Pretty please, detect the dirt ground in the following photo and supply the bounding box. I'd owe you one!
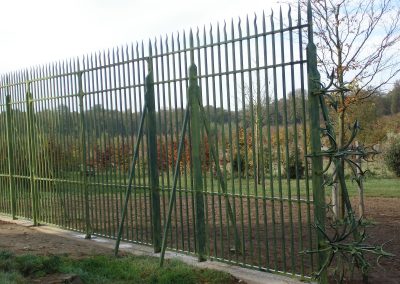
[0,219,117,258]
[356,197,400,284]
[0,197,399,283]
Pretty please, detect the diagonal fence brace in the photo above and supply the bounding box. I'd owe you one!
[114,101,147,256]
[198,99,242,254]
[159,103,190,266]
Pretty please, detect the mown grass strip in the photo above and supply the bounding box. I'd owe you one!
[0,250,238,284]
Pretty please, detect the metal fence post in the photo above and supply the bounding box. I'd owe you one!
[78,69,91,239]
[307,1,328,282]
[146,44,162,253]
[188,31,206,261]
[26,79,39,225]
[355,141,365,217]
[5,82,16,219]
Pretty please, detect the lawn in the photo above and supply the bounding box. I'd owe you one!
[345,177,400,198]
[0,250,238,284]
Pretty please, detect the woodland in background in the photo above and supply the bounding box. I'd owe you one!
[1,81,398,180]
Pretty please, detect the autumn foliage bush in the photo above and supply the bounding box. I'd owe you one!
[383,133,400,177]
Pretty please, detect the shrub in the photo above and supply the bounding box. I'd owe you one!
[283,145,305,179]
[383,133,400,177]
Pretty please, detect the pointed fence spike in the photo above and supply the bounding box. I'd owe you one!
[209,24,213,44]
[45,64,49,77]
[238,17,242,36]
[307,0,312,27]
[125,44,129,58]
[270,9,275,28]
[217,22,221,41]
[189,29,195,64]
[129,42,135,60]
[254,13,258,33]
[165,34,169,53]
[182,30,186,46]
[134,42,139,60]
[223,21,228,39]
[307,0,314,40]
[77,56,81,71]
[298,0,302,25]
[112,48,117,64]
[246,15,251,36]
[116,46,120,59]
[149,39,153,58]
[288,4,292,27]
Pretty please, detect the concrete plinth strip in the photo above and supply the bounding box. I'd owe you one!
[0,215,307,284]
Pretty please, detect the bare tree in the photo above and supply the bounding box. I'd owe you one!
[296,0,400,218]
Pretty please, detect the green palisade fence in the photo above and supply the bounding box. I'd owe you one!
[0,3,326,280]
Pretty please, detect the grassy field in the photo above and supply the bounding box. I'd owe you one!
[0,250,237,284]
[6,173,399,202]
[345,178,400,198]
[90,174,399,199]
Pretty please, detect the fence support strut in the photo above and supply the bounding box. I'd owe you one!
[307,0,328,282]
[160,31,242,266]
[26,79,39,226]
[114,101,147,256]
[5,79,16,219]
[146,46,162,253]
[114,51,162,255]
[188,33,206,261]
[77,69,91,239]
[160,103,190,266]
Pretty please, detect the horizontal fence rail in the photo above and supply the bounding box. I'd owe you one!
[0,4,317,279]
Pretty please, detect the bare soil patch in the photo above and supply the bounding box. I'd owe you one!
[0,219,116,258]
[0,196,399,283]
[357,197,400,284]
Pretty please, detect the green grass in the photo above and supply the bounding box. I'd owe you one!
[0,250,236,284]
[346,178,400,198]
[10,173,400,215]
[89,171,399,198]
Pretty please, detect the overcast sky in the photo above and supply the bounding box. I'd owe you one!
[0,0,282,74]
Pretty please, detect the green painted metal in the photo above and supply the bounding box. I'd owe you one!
[0,3,325,280]
[197,99,242,255]
[78,69,92,239]
[25,80,39,226]
[114,101,147,255]
[146,46,162,253]
[188,32,206,261]
[306,0,328,282]
[5,88,16,219]
[160,102,190,267]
